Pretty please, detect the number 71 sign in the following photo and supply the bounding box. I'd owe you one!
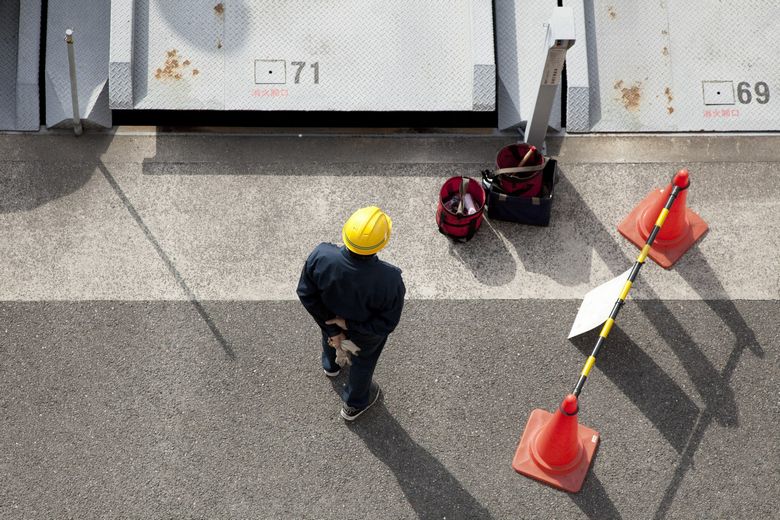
[291,62,320,84]
[254,60,321,85]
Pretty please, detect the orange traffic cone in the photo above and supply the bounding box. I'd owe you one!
[618,169,708,268]
[513,395,599,493]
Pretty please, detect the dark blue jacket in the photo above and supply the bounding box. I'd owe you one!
[296,243,405,343]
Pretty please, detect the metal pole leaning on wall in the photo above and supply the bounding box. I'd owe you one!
[65,29,83,136]
[523,7,575,151]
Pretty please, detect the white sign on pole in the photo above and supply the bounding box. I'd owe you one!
[568,269,632,339]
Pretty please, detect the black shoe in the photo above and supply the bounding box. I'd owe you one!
[323,367,341,377]
[340,382,381,421]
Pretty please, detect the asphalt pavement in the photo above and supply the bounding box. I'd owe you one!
[1,130,778,519]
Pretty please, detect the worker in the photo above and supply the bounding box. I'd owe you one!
[296,206,406,421]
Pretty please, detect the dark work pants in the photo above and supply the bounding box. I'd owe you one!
[320,330,387,409]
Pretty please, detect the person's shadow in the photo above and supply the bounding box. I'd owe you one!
[330,379,492,519]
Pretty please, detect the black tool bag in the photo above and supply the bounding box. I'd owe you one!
[481,158,558,227]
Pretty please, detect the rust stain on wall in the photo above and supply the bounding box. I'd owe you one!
[154,49,196,81]
[614,80,642,111]
[664,87,674,115]
[214,3,224,15]
[608,6,617,19]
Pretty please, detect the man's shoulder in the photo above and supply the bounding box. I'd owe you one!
[310,242,341,258]
[377,258,403,278]
[305,243,341,269]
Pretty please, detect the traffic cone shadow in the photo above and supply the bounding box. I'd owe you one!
[569,325,700,454]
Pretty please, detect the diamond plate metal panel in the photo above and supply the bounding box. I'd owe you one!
[585,0,673,132]
[568,0,780,132]
[89,81,112,128]
[563,0,589,132]
[125,0,493,111]
[472,0,495,67]
[472,0,496,111]
[495,0,521,130]
[0,0,20,131]
[667,0,780,131]
[566,87,590,132]
[45,0,112,128]
[223,1,473,111]
[15,85,39,131]
[109,0,134,109]
[473,64,495,111]
[0,0,39,132]
[133,0,225,110]
[15,0,41,131]
[110,63,133,109]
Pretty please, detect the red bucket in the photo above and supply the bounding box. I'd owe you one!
[495,144,546,197]
[436,176,486,241]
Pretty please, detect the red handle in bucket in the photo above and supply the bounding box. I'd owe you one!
[494,144,547,196]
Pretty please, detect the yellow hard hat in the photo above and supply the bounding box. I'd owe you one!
[342,206,392,255]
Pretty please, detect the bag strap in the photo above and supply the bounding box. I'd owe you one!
[496,156,549,176]
[484,169,537,197]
